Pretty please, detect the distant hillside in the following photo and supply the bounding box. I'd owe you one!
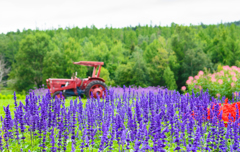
[199,20,240,28]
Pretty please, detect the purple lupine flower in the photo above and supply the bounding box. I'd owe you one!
[205,131,212,151]
[192,126,201,151]
[227,113,234,141]
[142,97,149,124]
[99,122,108,151]
[62,132,68,152]
[50,127,57,152]
[218,120,226,152]
[18,102,25,140]
[232,120,239,150]
[0,129,3,151]
[90,128,97,149]
[157,127,169,151]
[186,116,194,144]
[236,104,239,121]
[48,99,52,129]
[209,123,218,149]
[115,114,124,145]
[71,100,77,146]
[62,108,69,152]
[180,119,187,147]
[120,129,128,150]
[78,96,84,130]
[130,114,138,141]
[135,99,142,124]
[230,145,234,152]
[126,130,131,150]
[152,127,160,152]
[148,91,156,116]
[141,125,151,151]
[80,127,87,152]
[41,120,47,152]
[137,121,145,140]
[85,134,89,149]
[57,118,64,151]
[13,91,18,108]
[134,139,141,152]
[173,121,181,151]
[13,111,20,144]
[3,105,12,150]
[32,115,38,137]
[108,128,115,151]
[71,142,76,152]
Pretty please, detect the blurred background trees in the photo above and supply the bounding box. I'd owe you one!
[1,21,240,92]
[0,55,10,89]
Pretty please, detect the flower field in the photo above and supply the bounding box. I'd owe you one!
[1,87,240,151]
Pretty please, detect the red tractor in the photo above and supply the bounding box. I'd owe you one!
[46,61,108,99]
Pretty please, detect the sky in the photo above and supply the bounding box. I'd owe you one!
[0,0,239,34]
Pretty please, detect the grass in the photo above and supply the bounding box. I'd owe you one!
[0,89,16,95]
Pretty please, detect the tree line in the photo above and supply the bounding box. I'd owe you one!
[0,22,240,92]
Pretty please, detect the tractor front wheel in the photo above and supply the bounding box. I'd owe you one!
[85,81,108,98]
[52,91,66,100]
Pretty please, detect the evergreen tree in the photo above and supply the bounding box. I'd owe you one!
[182,48,212,80]
[163,66,177,90]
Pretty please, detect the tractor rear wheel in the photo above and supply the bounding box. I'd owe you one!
[52,91,66,100]
[85,81,108,98]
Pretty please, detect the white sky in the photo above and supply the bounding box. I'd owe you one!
[0,0,239,34]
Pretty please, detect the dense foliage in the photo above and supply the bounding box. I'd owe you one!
[1,22,240,92]
[2,87,240,151]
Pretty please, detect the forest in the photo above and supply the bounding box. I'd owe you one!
[0,21,240,93]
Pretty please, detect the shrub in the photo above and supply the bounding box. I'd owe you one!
[2,95,7,99]
[21,95,25,99]
[6,94,13,99]
[16,94,21,100]
[183,65,240,99]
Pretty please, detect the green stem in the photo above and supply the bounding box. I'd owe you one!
[22,132,24,144]
[30,130,33,151]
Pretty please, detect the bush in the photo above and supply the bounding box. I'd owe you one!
[21,95,25,100]
[183,65,240,99]
[7,94,13,99]
[16,94,21,100]
[2,95,7,99]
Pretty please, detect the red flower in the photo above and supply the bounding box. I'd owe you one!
[192,98,240,127]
